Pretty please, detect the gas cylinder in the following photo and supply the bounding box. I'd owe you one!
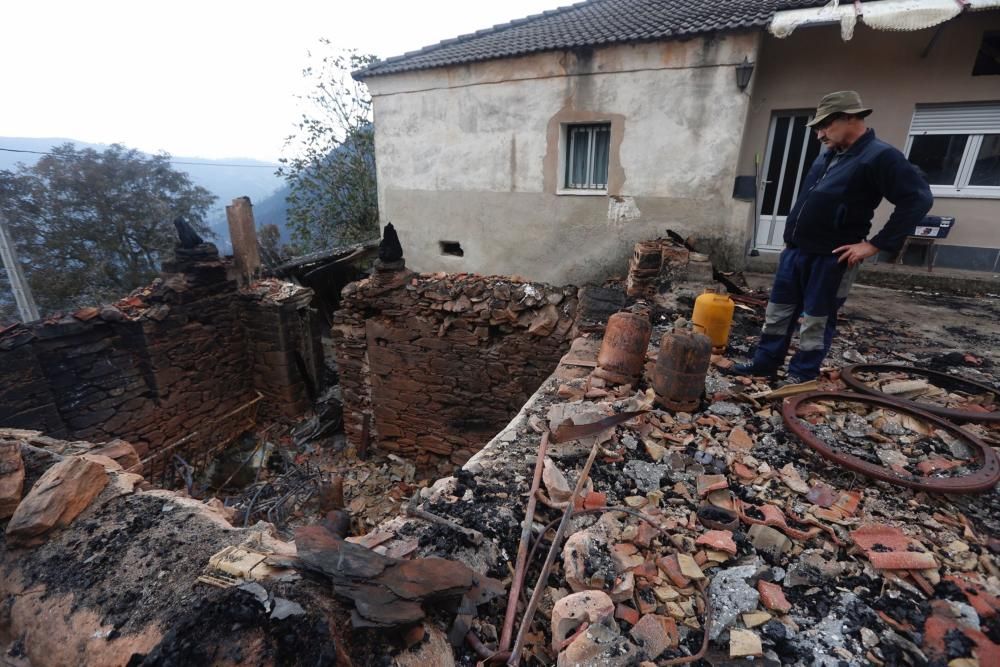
[652,329,712,411]
[595,311,652,385]
[691,288,735,350]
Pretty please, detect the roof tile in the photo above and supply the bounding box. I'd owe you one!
[357,0,829,78]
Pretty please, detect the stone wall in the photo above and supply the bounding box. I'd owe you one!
[0,246,319,475]
[241,285,325,420]
[332,267,577,466]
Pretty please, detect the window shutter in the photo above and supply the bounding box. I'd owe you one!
[909,103,1000,135]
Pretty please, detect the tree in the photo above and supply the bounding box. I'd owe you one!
[278,44,379,251]
[257,223,286,267]
[0,143,215,314]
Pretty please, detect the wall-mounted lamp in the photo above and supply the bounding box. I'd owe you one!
[735,57,755,91]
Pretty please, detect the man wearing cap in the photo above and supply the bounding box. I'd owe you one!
[733,91,933,385]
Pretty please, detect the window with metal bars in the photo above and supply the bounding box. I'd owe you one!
[564,123,611,190]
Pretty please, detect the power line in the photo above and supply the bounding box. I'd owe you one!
[0,147,280,169]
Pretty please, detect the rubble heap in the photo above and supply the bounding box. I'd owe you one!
[345,284,1000,666]
[0,429,360,666]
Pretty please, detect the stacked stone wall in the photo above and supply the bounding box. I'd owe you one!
[0,247,318,473]
[332,269,577,466]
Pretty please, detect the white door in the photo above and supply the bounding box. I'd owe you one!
[755,113,823,251]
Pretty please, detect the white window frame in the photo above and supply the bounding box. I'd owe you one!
[904,103,1000,200]
[557,122,611,196]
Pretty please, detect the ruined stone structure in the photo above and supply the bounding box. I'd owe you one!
[0,245,322,474]
[333,267,578,466]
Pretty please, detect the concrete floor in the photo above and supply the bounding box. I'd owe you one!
[745,273,1000,368]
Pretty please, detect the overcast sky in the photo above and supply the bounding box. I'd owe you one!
[1,0,564,163]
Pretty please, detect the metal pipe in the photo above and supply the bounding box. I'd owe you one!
[507,435,601,666]
[499,431,549,653]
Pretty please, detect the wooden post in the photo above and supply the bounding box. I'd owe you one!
[225,197,262,285]
[0,212,40,322]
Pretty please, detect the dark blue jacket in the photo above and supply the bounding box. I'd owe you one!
[783,129,933,254]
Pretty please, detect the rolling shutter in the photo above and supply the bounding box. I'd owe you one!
[908,103,1000,135]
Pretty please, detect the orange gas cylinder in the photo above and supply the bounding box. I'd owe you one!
[595,311,652,385]
[652,329,712,411]
[691,288,734,350]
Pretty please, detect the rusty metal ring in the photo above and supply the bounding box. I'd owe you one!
[841,364,1000,424]
[782,391,1000,494]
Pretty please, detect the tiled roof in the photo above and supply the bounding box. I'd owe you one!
[355,0,828,78]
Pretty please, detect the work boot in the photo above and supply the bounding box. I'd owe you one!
[774,374,813,388]
[724,362,777,380]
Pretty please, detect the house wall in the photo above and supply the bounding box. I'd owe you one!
[738,11,1000,270]
[366,34,762,284]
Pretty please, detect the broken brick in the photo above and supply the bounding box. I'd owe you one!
[630,614,679,658]
[657,554,690,588]
[757,580,792,614]
[696,474,728,497]
[695,530,737,556]
[615,602,640,626]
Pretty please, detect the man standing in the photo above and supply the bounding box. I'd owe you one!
[734,91,933,384]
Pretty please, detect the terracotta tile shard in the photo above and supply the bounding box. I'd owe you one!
[657,554,690,588]
[923,599,1000,664]
[696,474,728,497]
[630,614,679,658]
[757,580,792,614]
[851,524,938,571]
[945,574,1000,619]
[72,306,101,321]
[727,427,754,451]
[631,560,659,580]
[733,463,757,481]
[695,530,737,556]
[779,463,809,494]
[675,553,705,580]
[917,458,963,475]
[868,551,939,571]
[633,520,658,548]
[577,491,608,510]
[615,602,640,626]
[806,482,838,508]
[833,490,862,516]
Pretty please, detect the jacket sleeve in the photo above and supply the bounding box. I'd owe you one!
[869,149,934,253]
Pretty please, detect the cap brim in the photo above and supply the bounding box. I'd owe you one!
[806,107,873,127]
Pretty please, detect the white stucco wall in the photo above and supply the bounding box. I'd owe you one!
[366,34,761,285]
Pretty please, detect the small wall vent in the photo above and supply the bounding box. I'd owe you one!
[439,241,464,257]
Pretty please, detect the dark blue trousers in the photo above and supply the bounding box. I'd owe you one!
[752,248,859,379]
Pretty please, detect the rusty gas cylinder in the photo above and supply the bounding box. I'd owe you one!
[653,329,712,411]
[595,311,652,385]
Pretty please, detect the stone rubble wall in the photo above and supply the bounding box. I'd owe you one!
[0,249,319,473]
[332,269,578,466]
[241,294,324,420]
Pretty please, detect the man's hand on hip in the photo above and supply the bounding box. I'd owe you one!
[833,241,879,267]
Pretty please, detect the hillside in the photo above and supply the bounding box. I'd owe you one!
[0,137,289,251]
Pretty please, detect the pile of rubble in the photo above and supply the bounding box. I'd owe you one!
[333,282,999,666]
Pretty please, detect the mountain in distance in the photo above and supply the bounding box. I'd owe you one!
[0,137,290,252]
